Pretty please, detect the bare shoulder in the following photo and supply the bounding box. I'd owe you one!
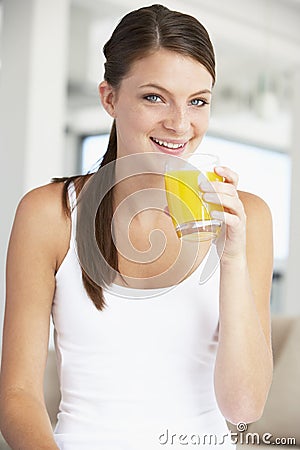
[18,181,67,216]
[238,190,273,231]
[238,190,273,256]
[238,190,271,216]
[13,181,70,272]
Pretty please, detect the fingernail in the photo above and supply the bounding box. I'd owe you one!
[211,210,223,219]
[203,193,214,202]
[199,181,211,191]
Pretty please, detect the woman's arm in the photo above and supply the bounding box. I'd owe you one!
[201,169,273,425]
[0,183,68,449]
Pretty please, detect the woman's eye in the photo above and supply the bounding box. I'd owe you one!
[190,98,208,107]
[144,94,162,103]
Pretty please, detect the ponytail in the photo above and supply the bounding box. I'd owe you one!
[80,121,118,310]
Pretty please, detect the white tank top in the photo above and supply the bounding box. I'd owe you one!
[51,183,235,449]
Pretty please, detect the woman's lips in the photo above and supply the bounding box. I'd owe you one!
[150,137,187,155]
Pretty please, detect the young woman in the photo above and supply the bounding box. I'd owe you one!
[0,4,273,449]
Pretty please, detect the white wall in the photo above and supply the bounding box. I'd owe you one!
[284,66,300,314]
[0,0,70,343]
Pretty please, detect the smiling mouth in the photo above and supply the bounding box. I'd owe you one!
[150,137,187,150]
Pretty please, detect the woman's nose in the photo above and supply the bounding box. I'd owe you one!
[163,106,190,135]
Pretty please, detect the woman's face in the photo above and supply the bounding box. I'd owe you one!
[101,48,213,159]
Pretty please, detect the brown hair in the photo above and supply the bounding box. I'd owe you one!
[52,4,215,310]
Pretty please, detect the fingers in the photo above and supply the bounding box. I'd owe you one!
[202,191,242,210]
[215,166,239,188]
[199,166,238,196]
[211,209,241,228]
[200,180,237,197]
[199,169,245,226]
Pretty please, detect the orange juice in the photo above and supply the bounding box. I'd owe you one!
[164,169,223,240]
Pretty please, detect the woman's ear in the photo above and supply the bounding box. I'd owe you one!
[98,81,117,118]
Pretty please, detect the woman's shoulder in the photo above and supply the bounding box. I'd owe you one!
[18,181,68,221]
[18,174,92,217]
[238,190,271,217]
[15,181,80,269]
[238,190,273,237]
[15,176,93,268]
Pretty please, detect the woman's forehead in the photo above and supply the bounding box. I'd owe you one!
[122,49,213,92]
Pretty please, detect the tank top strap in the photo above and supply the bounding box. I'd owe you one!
[67,181,77,245]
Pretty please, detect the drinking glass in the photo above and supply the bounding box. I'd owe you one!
[164,153,224,241]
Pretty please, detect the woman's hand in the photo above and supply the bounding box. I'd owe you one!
[200,166,247,261]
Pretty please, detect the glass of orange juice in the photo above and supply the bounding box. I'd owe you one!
[164,153,224,241]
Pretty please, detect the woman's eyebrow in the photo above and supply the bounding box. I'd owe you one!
[138,83,212,96]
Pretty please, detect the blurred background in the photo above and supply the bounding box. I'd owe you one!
[0,0,300,447]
